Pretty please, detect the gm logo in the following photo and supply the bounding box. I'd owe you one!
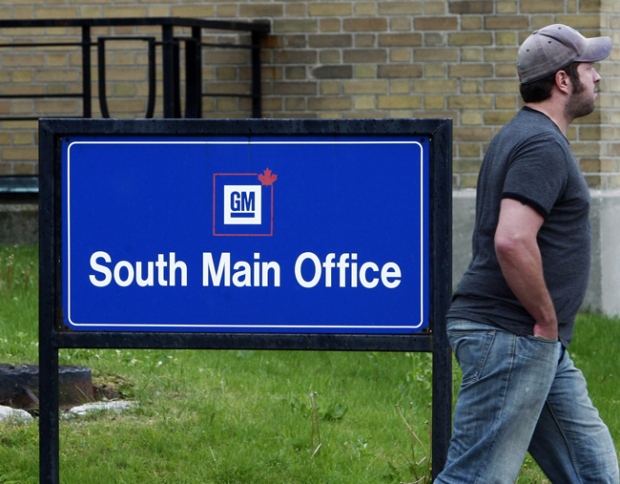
[224,186,262,225]
[213,169,276,236]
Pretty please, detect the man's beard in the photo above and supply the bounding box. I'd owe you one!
[565,84,596,120]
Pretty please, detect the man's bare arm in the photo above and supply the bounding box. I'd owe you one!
[494,198,558,340]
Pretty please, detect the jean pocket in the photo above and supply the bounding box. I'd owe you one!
[524,335,559,345]
[519,335,561,365]
[448,330,496,386]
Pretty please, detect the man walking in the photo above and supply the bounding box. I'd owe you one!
[436,25,619,483]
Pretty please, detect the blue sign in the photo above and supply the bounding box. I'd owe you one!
[62,136,430,333]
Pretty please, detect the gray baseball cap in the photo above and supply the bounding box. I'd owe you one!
[517,24,612,84]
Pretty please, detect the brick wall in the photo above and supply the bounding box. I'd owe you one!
[0,0,618,189]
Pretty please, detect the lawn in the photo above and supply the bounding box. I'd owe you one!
[0,245,618,483]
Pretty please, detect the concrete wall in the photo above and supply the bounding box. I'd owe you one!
[591,190,620,316]
[0,203,38,246]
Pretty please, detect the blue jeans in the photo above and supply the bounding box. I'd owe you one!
[435,319,619,484]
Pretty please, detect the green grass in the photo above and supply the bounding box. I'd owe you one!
[0,245,618,483]
[0,245,38,363]
[569,312,620,446]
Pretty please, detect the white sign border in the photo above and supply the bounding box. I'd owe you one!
[65,140,427,331]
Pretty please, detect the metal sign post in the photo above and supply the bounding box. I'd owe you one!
[39,118,452,483]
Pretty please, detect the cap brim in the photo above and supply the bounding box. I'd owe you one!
[577,36,612,63]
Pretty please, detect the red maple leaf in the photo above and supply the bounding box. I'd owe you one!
[258,168,278,186]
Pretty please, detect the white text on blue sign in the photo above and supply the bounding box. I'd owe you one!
[89,251,402,289]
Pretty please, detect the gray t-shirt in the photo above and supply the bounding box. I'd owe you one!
[448,107,591,346]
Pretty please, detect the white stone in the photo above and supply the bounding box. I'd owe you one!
[66,400,136,417]
[0,404,33,423]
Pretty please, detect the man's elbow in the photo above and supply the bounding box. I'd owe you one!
[494,231,531,263]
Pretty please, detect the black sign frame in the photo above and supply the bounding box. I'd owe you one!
[38,118,452,483]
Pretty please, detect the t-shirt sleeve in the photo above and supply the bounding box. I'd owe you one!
[501,137,568,217]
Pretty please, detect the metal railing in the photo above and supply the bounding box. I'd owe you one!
[0,17,270,120]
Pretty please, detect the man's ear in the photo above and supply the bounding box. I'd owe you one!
[555,70,571,94]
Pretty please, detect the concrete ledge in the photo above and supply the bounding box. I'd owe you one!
[452,189,476,289]
[0,203,38,245]
[589,190,620,316]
